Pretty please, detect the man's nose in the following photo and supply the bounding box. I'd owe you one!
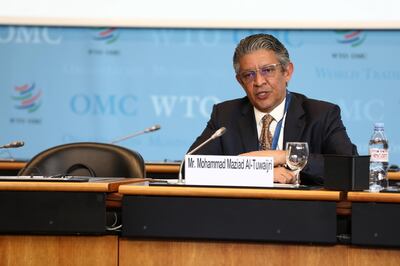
[254,71,266,86]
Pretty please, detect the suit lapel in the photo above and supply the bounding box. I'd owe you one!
[283,93,306,145]
[238,99,259,152]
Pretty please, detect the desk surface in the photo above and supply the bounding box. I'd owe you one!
[0,161,26,170]
[347,191,400,203]
[3,160,400,179]
[388,171,400,180]
[119,183,342,201]
[0,177,145,192]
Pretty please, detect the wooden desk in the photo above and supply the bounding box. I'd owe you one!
[348,191,400,203]
[0,161,26,170]
[119,184,341,200]
[0,177,139,192]
[3,160,400,181]
[348,191,400,247]
[0,178,143,234]
[118,184,400,266]
[120,183,341,243]
[0,161,27,176]
[388,171,400,180]
[0,178,143,266]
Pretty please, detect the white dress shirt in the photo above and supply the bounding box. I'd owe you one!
[254,97,287,150]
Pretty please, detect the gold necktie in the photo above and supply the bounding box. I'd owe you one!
[259,114,274,150]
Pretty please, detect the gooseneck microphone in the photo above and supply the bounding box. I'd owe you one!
[111,124,161,144]
[177,127,226,184]
[187,127,226,156]
[0,141,25,149]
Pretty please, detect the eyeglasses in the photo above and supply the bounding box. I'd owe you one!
[238,63,282,83]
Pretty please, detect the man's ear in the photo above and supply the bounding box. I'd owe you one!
[284,62,294,82]
[236,74,244,87]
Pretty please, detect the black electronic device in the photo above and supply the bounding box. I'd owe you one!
[324,155,370,191]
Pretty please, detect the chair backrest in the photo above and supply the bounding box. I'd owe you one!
[18,142,145,178]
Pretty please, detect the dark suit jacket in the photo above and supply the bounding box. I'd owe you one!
[188,92,357,185]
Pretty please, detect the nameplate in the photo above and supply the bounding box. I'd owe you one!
[185,155,273,187]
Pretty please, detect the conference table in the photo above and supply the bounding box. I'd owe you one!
[2,161,400,180]
[1,168,400,265]
[348,191,400,247]
[118,182,400,266]
[0,177,143,266]
[0,161,181,179]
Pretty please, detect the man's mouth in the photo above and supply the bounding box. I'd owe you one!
[255,90,271,99]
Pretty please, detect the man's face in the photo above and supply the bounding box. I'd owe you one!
[236,49,293,113]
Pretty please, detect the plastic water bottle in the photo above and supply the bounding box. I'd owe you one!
[368,122,389,192]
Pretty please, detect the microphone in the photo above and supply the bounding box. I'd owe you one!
[187,127,226,155]
[177,127,226,184]
[144,124,161,133]
[0,141,25,149]
[111,124,161,144]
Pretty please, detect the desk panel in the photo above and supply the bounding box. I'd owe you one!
[348,191,400,247]
[123,195,336,243]
[0,178,142,234]
[120,184,339,244]
[0,191,106,234]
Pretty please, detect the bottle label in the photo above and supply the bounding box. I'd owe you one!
[369,148,389,162]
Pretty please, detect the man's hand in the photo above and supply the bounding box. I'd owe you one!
[273,167,296,184]
[240,150,286,166]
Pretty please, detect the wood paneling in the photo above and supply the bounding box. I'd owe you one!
[347,246,400,265]
[119,238,400,266]
[0,235,118,266]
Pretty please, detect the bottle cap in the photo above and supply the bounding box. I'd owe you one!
[374,122,384,129]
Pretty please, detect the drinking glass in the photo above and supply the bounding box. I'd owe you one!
[285,142,309,187]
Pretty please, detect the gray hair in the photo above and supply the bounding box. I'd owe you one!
[233,34,290,73]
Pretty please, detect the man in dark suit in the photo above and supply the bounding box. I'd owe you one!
[188,33,357,185]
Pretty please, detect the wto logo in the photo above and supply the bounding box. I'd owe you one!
[93,28,119,44]
[12,83,42,113]
[335,30,366,47]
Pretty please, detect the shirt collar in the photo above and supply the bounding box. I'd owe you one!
[254,97,287,126]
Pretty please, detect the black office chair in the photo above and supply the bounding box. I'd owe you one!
[18,142,145,178]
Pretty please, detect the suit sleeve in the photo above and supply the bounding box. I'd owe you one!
[301,104,358,185]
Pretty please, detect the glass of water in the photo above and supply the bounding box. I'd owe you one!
[285,142,309,187]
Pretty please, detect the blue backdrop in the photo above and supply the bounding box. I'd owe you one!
[1,27,399,164]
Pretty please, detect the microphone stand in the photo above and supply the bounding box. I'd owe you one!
[111,130,150,144]
[0,148,14,161]
[177,127,226,184]
[111,125,161,144]
[0,141,25,161]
